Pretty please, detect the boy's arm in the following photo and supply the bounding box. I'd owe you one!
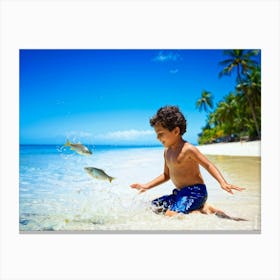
[131,172,169,193]
[188,145,245,194]
[130,151,170,193]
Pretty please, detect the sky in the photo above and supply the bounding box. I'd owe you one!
[20,49,252,146]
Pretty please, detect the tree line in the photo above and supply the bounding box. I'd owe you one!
[196,50,261,145]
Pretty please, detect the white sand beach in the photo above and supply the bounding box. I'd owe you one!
[197,140,260,157]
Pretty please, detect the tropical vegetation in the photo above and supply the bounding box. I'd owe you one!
[196,49,261,145]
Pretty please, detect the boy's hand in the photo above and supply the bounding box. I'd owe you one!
[221,183,245,194]
[130,183,149,194]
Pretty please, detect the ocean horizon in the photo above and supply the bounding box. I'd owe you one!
[19,142,198,150]
[19,143,163,148]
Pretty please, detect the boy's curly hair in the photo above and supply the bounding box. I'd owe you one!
[150,105,187,135]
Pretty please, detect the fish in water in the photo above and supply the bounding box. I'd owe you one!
[64,140,92,156]
[84,167,115,183]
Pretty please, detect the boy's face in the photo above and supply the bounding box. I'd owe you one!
[154,123,180,148]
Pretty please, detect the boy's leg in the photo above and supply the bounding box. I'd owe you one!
[200,203,248,221]
[165,207,207,217]
[164,210,178,217]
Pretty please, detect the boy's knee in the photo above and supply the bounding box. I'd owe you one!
[164,210,178,217]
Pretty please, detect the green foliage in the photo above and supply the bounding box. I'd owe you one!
[196,90,214,113]
[196,50,261,144]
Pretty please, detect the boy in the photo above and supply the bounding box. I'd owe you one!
[130,106,246,220]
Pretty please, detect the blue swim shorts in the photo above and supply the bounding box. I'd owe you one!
[151,184,208,214]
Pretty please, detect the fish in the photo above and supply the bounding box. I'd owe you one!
[84,167,115,183]
[64,140,92,156]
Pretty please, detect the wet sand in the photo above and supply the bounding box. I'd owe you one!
[198,155,261,231]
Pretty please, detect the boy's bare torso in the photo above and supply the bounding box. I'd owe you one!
[165,142,204,189]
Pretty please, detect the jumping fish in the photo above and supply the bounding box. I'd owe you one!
[64,140,92,156]
[84,167,115,183]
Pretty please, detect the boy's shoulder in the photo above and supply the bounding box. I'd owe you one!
[183,141,195,150]
[182,142,200,154]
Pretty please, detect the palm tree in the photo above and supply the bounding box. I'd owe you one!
[219,50,261,139]
[236,66,261,138]
[196,90,214,113]
[215,93,238,135]
[219,49,260,83]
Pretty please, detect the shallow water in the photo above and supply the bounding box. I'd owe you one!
[19,145,261,232]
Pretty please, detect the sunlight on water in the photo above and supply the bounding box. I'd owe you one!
[19,145,261,232]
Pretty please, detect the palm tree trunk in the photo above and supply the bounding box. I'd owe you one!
[245,93,261,139]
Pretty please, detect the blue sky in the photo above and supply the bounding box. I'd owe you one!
[20,49,254,145]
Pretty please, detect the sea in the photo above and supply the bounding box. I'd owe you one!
[19,144,261,233]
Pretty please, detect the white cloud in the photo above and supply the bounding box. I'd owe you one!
[97,129,154,141]
[65,130,93,139]
[169,69,179,74]
[153,51,182,62]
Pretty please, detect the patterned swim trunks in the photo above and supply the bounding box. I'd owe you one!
[151,184,208,214]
